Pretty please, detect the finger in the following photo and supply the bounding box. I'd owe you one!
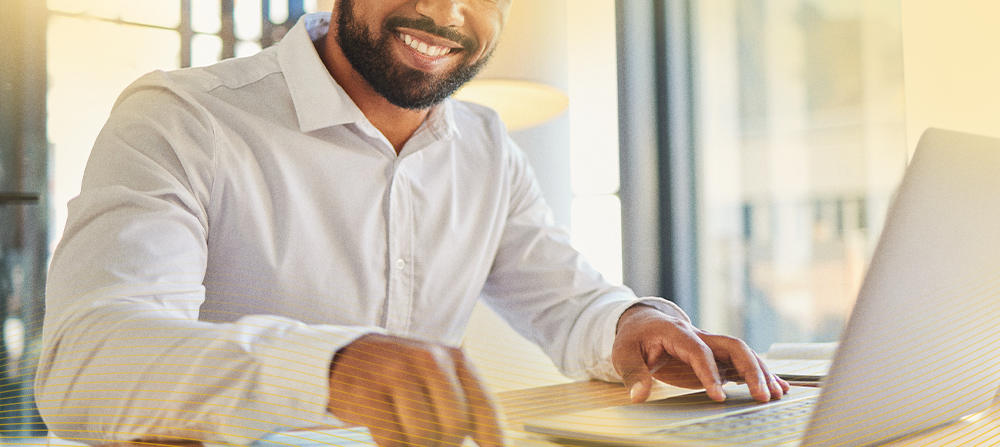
[670,336,726,402]
[330,335,466,446]
[613,341,655,403]
[451,350,505,447]
[404,345,469,446]
[702,336,769,402]
[752,352,789,398]
[391,371,446,445]
[328,367,410,446]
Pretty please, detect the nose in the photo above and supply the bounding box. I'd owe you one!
[415,0,465,28]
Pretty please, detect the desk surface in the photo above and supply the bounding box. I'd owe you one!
[41,381,1000,447]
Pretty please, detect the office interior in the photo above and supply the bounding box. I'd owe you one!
[1,0,998,438]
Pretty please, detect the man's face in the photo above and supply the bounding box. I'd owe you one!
[334,0,510,110]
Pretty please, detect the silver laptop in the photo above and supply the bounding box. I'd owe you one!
[523,128,1000,446]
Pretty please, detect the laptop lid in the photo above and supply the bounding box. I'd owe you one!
[803,128,1000,445]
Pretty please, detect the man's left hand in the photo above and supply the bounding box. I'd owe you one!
[612,304,790,404]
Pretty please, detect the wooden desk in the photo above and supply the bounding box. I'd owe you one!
[496,381,1000,446]
[42,382,1000,447]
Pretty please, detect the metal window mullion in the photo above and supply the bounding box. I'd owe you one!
[180,0,192,67]
[617,0,661,298]
[288,0,305,24]
[261,0,274,47]
[220,0,236,59]
[617,0,699,320]
[658,0,699,321]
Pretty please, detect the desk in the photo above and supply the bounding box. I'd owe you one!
[496,381,1000,446]
[41,382,1000,447]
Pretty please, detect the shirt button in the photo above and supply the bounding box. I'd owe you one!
[396,259,405,270]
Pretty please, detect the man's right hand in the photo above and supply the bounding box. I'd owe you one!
[327,333,504,447]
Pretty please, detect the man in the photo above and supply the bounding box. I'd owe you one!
[37,0,787,446]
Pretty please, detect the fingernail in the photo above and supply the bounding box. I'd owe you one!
[630,383,642,401]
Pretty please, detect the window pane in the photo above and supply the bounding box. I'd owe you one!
[192,33,224,67]
[270,0,289,24]
[192,0,222,34]
[47,0,120,19]
[236,40,263,58]
[692,0,907,351]
[48,0,181,28]
[47,15,180,252]
[571,195,623,286]
[235,0,263,41]
[121,0,182,28]
[568,0,620,197]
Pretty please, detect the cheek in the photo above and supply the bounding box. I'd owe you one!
[472,19,505,56]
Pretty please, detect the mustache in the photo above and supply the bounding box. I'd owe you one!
[384,15,478,52]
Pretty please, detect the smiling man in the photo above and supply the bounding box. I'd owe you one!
[37,1,786,446]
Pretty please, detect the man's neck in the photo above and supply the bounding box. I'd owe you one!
[320,33,429,155]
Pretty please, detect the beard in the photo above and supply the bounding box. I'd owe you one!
[334,0,493,110]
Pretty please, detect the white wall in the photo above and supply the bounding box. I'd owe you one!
[901,0,1000,154]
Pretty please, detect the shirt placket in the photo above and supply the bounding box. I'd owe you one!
[385,161,414,335]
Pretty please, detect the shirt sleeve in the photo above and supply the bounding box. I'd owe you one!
[35,73,380,445]
[479,137,690,383]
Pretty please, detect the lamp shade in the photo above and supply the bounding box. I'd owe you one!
[453,78,569,131]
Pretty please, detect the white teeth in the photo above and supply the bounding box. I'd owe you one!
[399,33,452,57]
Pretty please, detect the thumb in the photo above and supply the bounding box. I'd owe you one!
[617,348,654,404]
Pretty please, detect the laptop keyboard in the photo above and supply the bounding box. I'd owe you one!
[653,395,818,444]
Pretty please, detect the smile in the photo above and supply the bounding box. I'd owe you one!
[398,33,456,57]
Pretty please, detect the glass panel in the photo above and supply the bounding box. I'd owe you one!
[234,0,263,41]
[236,40,263,58]
[692,0,907,351]
[47,0,119,18]
[270,0,289,25]
[567,0,619,197]
[4,317,25,360]
[191,33,224,67]
[120,0,182,28]
[47,16,181,252]
[49,0,180,28]
[571,195,624,286]
[192,0,222,34]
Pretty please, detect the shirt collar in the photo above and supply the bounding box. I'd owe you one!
[277,13,460,141]
[278,12,366,133]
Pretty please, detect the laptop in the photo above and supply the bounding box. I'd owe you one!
[522,128,1000,446]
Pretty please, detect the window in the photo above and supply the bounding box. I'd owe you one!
[619,0,908,352]
[692,0,907,350]
[48,0,321,255]
[1,0,48,437]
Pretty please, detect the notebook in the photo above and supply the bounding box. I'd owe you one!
[522,128,1000,446]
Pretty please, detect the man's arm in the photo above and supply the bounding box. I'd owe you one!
[37,78,369,444]
[613,304,790,403]
[481,136,785,402]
